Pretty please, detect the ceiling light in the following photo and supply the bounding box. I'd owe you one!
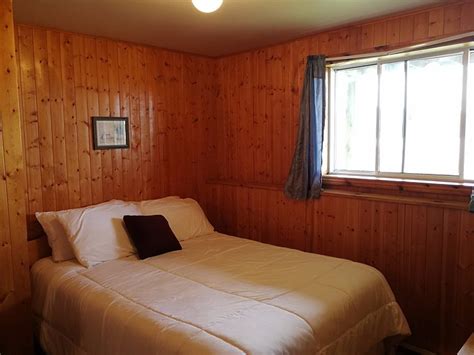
[192,0,223,13]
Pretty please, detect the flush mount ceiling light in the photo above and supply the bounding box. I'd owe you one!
[192,0,223,13]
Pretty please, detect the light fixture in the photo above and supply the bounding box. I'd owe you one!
[192,0,223,13]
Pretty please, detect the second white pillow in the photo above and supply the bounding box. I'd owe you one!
[139,198,214,241]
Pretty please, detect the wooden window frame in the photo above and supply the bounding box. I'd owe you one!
[326,42,474,184]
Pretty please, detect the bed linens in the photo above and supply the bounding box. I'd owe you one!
[32,232,410,355]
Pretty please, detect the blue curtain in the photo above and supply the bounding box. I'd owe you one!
[469,189,474,213]
[284,55,326,200]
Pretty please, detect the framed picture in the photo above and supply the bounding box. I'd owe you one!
[92,117,129,150]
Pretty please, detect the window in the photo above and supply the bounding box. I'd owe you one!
[328,43,474,183]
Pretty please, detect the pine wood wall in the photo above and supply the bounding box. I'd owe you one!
[8,1,474,354]
[0,0,32,353]
[205,1,474,354]
[15,25,217,240]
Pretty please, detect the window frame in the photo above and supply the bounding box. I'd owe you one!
[326,42,474,184]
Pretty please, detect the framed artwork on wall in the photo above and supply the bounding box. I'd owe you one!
[92,117,129,150]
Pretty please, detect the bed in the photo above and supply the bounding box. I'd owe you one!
[32,231,410,355]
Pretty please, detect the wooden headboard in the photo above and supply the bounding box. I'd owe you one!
[27,216,51,266]
[28,236,51,266]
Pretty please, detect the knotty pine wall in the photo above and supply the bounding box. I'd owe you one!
[10,1,474,354]
[0,0,31,353]
[204,1,474,354]
[15,25,216,239]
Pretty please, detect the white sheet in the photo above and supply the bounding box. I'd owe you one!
[32,233,410,355]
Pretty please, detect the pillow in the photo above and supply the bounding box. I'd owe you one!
[35,199,124,262]
[139,198,214,241]
[132,195,179,207]
[123,215,182,259]
[149,195,180,202]
[35,211,75,262]
[57,200,141,267]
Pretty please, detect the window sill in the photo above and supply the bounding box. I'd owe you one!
[322,174,472,210]
[323,174,473,196]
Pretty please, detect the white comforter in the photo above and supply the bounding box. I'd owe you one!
[32,233,410,355]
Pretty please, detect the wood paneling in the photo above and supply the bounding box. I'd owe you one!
[9,1,474,354]
[0,0,32,353]
[205,1,474,354]
[16,25,217,239]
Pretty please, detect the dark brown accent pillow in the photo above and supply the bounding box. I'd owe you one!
[123,215,182,259]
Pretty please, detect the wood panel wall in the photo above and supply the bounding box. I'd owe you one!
[8,1,474,354]
[204,1,474,354]
[0,0,32,353]
[15,25,217,239]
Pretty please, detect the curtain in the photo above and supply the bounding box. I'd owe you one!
[470,189,474,213]
[284,55,326,200]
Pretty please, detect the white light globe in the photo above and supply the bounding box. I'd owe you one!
[192,0,223,13]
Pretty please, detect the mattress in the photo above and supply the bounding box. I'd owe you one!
[32,232,410,355]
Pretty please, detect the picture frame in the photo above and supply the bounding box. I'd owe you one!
[92,117,130,150]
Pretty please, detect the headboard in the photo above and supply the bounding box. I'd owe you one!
[27,216,51,266]
[28,236,51,266]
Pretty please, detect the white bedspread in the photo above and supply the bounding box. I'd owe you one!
[32,233,410,355]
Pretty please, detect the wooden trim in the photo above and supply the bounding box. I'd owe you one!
[323,175,473,197]
[207,177,471,210]
[207,179,282,191]
[208,175,474,196]
[322,189,467,210]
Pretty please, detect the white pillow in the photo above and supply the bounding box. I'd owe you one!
[35,211,75,262]
[132,195,180,207]
[35,200,124,262]
[139,198,214,241]
[57,200,141,267]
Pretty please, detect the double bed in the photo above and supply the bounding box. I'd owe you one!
[32,232,410,354]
